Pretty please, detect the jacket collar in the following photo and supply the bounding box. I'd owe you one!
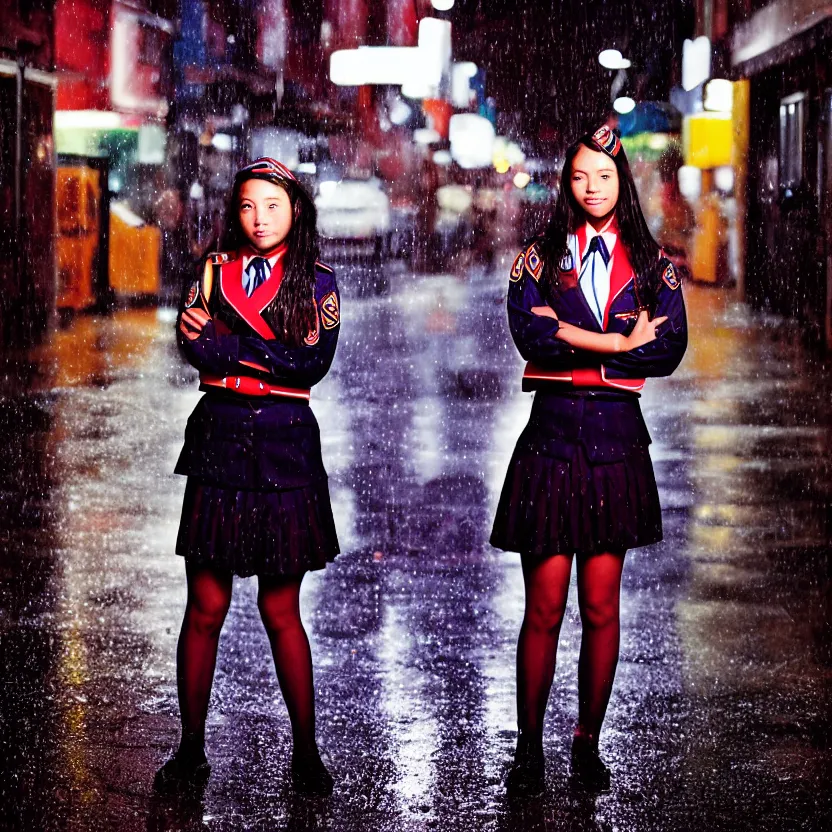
[220,247,286,339]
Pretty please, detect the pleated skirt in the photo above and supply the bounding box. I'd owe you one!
[175,478,340,578]
[490,391,662,560]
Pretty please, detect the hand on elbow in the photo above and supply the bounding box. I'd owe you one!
[622,310,668,351]
[179,308,211,341]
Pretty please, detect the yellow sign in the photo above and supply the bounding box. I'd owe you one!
[683,112,733,169]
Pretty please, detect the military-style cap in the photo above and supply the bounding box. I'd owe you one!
[588,125,622,158]
[235,156,298,184]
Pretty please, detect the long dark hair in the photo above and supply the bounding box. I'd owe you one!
[538,133,662,307]
[218,172,319,347]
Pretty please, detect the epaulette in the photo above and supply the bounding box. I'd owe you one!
[523,243,543,281]
[510,250,525,282]
[315,260,334,274]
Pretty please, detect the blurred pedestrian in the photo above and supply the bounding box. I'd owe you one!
[490,125,688,795]
[656,143,695,279]
[155,158,341,797]
[471,182,497,271]
[155,187,195,305]
[414,157,439,271]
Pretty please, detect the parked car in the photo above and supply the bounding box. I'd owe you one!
[315,178,391,266]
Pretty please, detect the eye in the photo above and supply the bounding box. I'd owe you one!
[601,175,610,180]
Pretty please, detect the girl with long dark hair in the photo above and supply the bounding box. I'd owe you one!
[491,126,688,795]
[155,158,341,796]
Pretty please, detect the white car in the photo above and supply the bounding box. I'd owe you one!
[315,178,391,264]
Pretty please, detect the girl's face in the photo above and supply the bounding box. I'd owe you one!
[570,145,620,223]
[238,178,293,252]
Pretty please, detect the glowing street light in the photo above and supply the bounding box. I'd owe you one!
[703,79,734,113]
[599,49,631,70]
[613,96,636,114]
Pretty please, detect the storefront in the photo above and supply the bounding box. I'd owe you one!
[0,61,56,349]
[733,4,832,348]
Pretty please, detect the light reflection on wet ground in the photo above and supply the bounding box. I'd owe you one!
[1,261,830,831]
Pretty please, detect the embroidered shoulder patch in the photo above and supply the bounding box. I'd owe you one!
[510,252,525,282]
[661,263,680,290]
[320,291,340,329]
[184,280,200,308]
[209,251,231,265]
[524,245,543,281]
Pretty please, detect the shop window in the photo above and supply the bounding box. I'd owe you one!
[779,92,806,191]
[139,22,164,66]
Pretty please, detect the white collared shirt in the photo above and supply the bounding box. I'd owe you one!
[241,250,284,297]
[242,250,282,273]
[571,217,618,327]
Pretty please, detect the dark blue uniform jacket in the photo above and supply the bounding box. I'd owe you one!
[174,256,339,491]
[506,240,687,464]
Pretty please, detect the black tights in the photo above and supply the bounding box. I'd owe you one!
[175,563,317,758]
[516,552,625,745]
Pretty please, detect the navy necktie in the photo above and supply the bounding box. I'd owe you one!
[244,257,271,297]
[583,235,610,268]
[581,236,609,324]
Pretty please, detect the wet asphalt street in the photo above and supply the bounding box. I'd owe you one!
[1,259,830,831]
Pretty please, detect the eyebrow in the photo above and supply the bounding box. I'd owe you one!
[572,168,615,174]
[239,194,284,202]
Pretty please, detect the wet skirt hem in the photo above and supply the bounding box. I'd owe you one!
[490,443,662,560]
[176,478,340,578]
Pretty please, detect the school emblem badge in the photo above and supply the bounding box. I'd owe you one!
[661,263,680,290]
[185,280,200,308]
[510,252,525,282]
[321,291,340,329]
[525,245,543,281]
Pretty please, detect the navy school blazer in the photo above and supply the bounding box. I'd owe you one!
[174,253,340,490]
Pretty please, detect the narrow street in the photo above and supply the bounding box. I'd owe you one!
[1,260,830,832]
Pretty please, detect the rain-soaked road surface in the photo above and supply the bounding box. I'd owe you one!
[1,259,830,831]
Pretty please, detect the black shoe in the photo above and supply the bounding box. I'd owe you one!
[291,747,334,796]
[570,735,610,792]
[506,736,545,798]
[153,752,211,796]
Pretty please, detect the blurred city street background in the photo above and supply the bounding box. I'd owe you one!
[1,1,831,830]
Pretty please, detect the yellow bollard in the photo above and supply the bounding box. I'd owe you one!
[690,189,722,284]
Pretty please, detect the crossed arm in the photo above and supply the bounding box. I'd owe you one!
[178,296,339,388]
[530,305,667,353]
